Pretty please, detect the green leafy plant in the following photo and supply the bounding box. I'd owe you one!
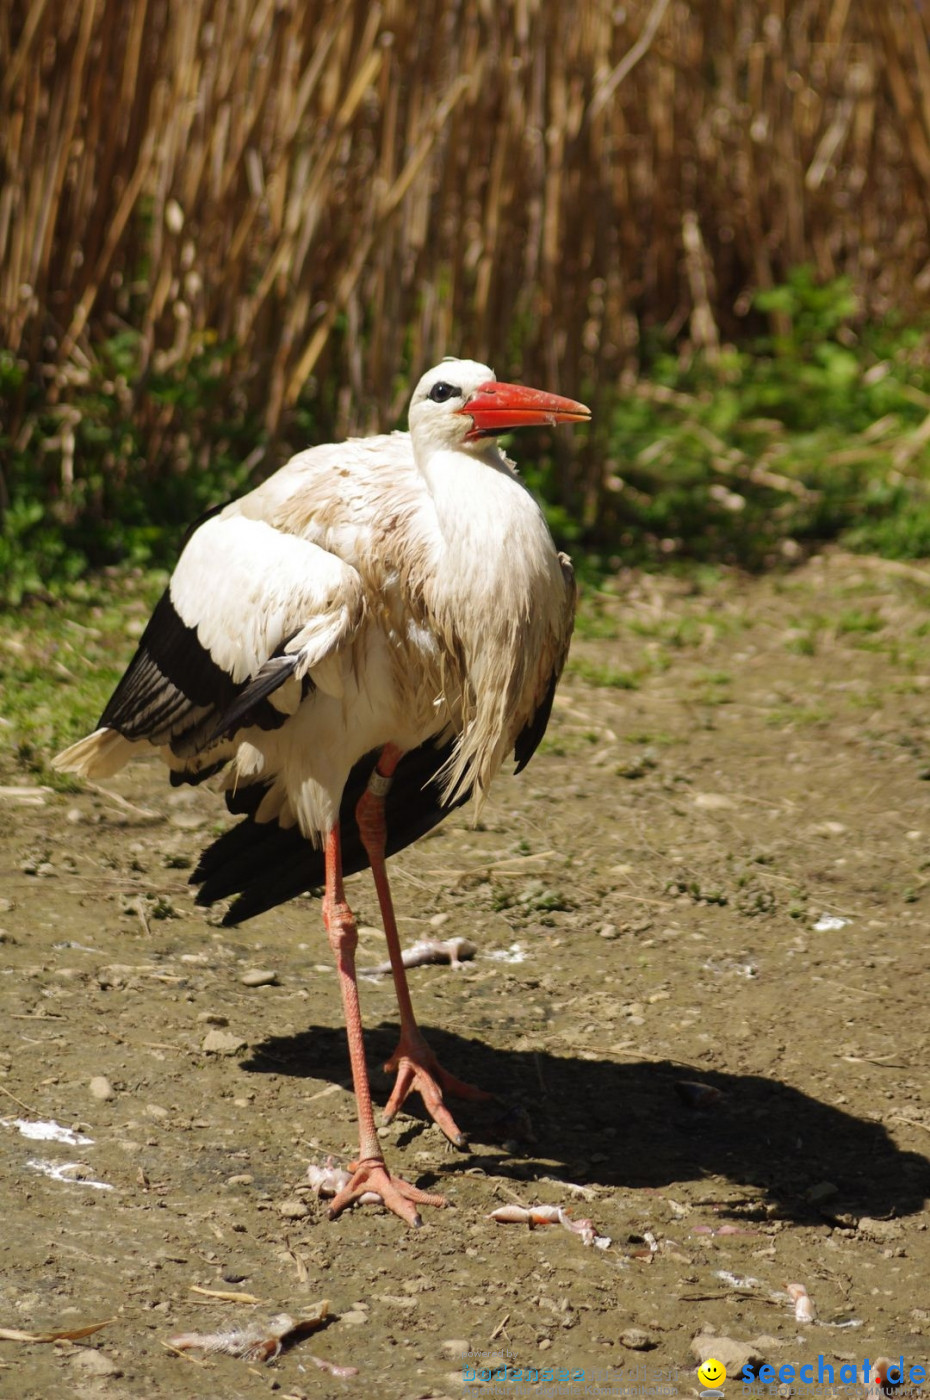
[6,274,930,603]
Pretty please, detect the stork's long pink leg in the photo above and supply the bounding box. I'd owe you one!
[321,824,445,1226]
[356,745,491,1148]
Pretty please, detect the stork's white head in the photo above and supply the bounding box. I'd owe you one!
[407,358,590,464]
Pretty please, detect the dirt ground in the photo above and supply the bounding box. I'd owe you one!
[2,550,930,1400]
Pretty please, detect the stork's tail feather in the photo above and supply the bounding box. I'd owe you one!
[192,737,471,925]
[53,727,140,779]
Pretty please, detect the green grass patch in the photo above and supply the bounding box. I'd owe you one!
[784,630,818,656]
[764,702,832,728]
[6,271,930,601]
[564,657,641,689]
[573,592,622,641]
[627,614,716,647]
[531,270,930,572]
[537,729,601,757]
[0,570,164,779]
[835,608,886,635]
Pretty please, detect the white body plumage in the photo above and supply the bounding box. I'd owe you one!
[56,360,580,853]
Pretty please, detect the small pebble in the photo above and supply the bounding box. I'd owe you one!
[240,968,278,987]
[55,1162,96,1182]
[279,1199,310,1219]
[620,1328,655,1351]
[68,1350,122,1377]
[693,792,737,811]
[691,1333,763,1376]
[202,1029,247,1055]
[89,1075,115,1101]
[441,1339,469,1358]
[806,1180,838,1204]
[339,1310,369,1327]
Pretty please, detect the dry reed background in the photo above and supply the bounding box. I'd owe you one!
[3,0,930,507]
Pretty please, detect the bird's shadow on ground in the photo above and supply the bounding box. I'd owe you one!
[242,1023,929,1224]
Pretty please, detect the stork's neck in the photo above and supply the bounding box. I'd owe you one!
[408,437,569,807]
[417,441,536,559]
[413,439,560,617]
[414,436,513,489]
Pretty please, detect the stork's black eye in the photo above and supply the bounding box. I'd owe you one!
[427,381,460,403]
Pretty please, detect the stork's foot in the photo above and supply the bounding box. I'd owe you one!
[383,1031,492,1148]
[327,1155,446,1228]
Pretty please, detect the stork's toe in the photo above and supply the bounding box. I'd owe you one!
[327,1155,446,1227]
[382,1033,492,1147]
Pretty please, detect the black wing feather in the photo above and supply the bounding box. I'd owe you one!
[192,737,469,925]
[202,654,304,747]
[101,590,306,758]
[513,670,558,773]
[100,590,237,744]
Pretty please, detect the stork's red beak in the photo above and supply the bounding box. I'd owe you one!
[458,380,591,440]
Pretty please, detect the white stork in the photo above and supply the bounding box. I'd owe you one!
[55,358,590,1226]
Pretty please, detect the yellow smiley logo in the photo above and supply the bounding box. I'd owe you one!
[698,1358,727,1389]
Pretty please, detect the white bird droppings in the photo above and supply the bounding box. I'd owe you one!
[486,942,527,964]
[26,1159,113,1190]
[2,1117,93,1145]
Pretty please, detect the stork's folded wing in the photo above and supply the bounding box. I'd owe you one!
[54,512,364,777]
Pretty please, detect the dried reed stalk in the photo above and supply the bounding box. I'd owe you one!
[1,0,930,510]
